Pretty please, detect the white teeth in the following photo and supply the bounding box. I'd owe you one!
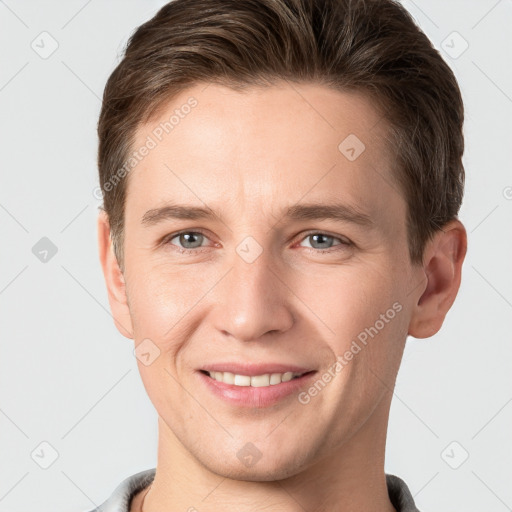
[223,371,235,384]
[281,372,294,382]
[270,373,283,385]
[234,374,251,386]
[207,370,303,386]
[251,374,270,387]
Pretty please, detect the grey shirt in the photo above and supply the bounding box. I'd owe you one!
[86,468,420,512]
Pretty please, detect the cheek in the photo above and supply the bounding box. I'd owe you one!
[318,264,407,365]
[125,263,194,342]
[126,250,408,358]
[309,262,397,324]
[125,259,233,369]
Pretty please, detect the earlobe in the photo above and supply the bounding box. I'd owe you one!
[97,209,134,339]
[408,220,467,339]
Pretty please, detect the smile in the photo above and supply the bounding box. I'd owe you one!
[202,370,306,387]
[197,369,317,408]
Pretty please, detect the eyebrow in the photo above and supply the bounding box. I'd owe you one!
[141,202,375,228]
[285,203,375,227]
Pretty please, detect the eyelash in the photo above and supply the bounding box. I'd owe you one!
[162,229,352,255]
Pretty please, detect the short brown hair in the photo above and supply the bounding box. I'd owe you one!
[97,0,465,270]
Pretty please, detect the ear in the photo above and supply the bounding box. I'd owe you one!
[97,209,134,339]
[408,219,467,339]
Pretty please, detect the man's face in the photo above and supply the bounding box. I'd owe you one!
[120,81,420,479]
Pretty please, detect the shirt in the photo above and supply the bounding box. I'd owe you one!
[85,468,420,512]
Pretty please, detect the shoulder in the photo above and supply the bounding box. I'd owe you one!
[83,469,417,512]
[386,473,421,512]
[83,468,156,512]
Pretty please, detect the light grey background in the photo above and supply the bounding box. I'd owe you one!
[0,1,511,511]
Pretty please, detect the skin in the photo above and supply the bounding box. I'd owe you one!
[98,81,467,512]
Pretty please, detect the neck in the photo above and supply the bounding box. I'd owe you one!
[143,395,396,512]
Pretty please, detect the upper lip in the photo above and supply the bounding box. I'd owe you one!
[200,362,315,376]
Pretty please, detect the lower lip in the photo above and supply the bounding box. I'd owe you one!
[196,370,317,408]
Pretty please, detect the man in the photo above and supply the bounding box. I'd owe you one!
[92,0,467,510]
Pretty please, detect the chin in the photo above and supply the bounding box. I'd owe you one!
[214,462,303,482]
[198,446,312,482]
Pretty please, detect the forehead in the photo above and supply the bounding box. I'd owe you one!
[127,81,404,230]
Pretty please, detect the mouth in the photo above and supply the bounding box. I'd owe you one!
[199,369,313,387]
[196,366,318,408]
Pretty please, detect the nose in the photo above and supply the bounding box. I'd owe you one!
[211,245,295,342]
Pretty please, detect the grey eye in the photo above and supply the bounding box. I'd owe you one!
[171,232,205,249]
[302,233,340,250]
